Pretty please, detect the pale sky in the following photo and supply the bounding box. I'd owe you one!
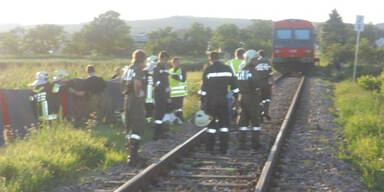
[1,0,383,25]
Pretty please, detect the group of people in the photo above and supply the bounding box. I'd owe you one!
[199,48,273,155]
[122,50,188,166]
[29,47,272,167]
[29,65,106,124]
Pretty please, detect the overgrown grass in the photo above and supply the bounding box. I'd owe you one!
[0,121,126,192]
[334,80,384,191]
[0,56,206,89]
[0,57,204,191]
[184,71,201,118]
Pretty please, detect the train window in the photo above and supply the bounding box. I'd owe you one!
[294,29,310,40]
[276,29,292,40]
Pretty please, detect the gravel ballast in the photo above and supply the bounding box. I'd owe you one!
[270,77,368,192]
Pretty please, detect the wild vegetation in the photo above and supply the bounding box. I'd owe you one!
[0,56,203,191]
[318,10,384,191]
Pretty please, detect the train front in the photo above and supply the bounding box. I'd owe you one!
[272,19,315,73]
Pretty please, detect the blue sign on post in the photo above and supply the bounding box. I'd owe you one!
[354,15,365,32]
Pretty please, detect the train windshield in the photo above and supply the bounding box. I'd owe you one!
[294,29,310,40]
[276,29,292,40]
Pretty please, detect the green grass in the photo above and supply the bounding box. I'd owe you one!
[0,121,126,192]
[334,80,384,191]
[0,57,204,192]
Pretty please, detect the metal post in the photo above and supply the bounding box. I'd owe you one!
[352,31,361,82]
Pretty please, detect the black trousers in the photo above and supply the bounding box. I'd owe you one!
[206,96,229,129]
[237,94,262,127]
[171,96,184,120]
[124,95,145,136]
[261,85,272,100]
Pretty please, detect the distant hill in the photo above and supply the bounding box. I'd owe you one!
[0,16,255,34]
[0,24,20,33]
[125,16,254,34]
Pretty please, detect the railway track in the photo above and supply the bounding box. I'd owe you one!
[109,73,305,192]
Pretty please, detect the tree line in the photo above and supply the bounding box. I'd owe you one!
[0,10,273,57]
[320,9,384,72]
[1,9,383,63]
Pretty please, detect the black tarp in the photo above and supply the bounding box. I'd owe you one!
[0,89,37,145]
[0,80,124,146]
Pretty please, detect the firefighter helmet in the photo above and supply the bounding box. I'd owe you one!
[194,110,211,127]
[146,55,158,67]
[30,71,48,86]
[53,69,68,81]
[244,49,259,64]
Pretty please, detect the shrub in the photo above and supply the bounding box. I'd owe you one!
[357,75,382,92]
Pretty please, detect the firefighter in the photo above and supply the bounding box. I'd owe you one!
[30,71,58,122]
[144,55,158,123]
[152,51,171,140]
[237,49,263,150]
[225,48,245,125]
[121,49,147,167]
[51,69,69,118]
[169,57,187,124]
[257,50,273,121]
[200,52,239,154]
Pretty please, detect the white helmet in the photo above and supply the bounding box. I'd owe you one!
[244,49,259,64]
[146,55,158,68]
[30,71,48,86]
[194,110,211,127]
[53,69,68,81]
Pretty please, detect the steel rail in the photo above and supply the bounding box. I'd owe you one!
[113,73,296,192]
[254,75,306,192]
[114,128,207,192]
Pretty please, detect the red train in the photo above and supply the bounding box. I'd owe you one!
[272,19,316,73]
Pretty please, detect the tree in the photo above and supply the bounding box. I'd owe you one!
[144,27,182,55]
[210,24,241,54]
[321,9,348,51]
[23,24,65,54]
[183,23,212,56]
[0,32,23,55]
[64,10,135,56]
[240,20,273,56]
[63,30,90,55]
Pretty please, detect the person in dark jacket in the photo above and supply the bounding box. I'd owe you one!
[256,50,273,121]
[199,52,239,154]
[152,51,171,140]
[237,49,264,150]
[121,49,147,167]
[69,65,106,121]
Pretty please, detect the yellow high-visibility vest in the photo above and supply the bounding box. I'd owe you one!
[168,68,187,97]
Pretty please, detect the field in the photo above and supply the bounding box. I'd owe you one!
[0,56,203,192]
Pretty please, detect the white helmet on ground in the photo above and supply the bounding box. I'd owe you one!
[194,110,211,127]
[244,49,259,64]
[53,69,68,81]
[30,71,48,86]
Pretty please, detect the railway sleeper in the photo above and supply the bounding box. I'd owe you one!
[168,174,256,180]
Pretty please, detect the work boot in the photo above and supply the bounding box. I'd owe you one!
[127,135,147,167]
[219,128,229,154]
[206,129,216,152]
[251,127,261,150]
[153,123,162,141]
[175,111,184,124]
[262,100,271,121]
[238,127,248,150]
